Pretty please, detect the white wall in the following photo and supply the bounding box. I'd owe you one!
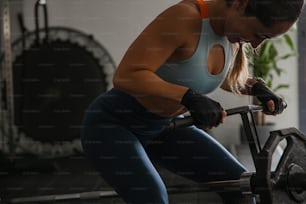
[267,30,299,130]
[22,0,299,145]
[23,0,178,63]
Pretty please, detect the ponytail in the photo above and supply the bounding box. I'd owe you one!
[227,43,249,94]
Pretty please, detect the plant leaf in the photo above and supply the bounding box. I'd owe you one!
[249,30,296,94]
[283,34,295,51]
[273,84,290,92]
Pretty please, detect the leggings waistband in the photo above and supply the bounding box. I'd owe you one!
[104,88,171,121]
[83,88,172,136]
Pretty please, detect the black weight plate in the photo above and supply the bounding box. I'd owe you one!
[13,40,106,142]
[259,128,306,204]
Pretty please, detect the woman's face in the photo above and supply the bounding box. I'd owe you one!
[224,9,294,48]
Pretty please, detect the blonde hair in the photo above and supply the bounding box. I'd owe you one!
[227,43,249,94]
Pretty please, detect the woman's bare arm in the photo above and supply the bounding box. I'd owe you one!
[113,2,200,104]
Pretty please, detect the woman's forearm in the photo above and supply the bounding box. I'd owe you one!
[113,68,189,104]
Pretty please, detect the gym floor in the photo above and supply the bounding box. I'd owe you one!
[0,143,259,204]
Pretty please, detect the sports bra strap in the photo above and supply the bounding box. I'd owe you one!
[197,0,209,19]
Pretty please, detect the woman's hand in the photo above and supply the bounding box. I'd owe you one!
[251,82,287,115]
[181,89,225,129]
[204,111,227,130]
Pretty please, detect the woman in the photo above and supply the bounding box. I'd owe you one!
[81,0,304,203]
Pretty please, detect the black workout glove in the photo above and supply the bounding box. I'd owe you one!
[251,82,286,114]
[181,89,223,129]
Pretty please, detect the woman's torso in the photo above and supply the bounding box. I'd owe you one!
[131,0,234,117]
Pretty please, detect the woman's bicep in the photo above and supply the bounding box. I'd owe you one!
[115,3,199,75]
[112,2,200,102]
[115,3,199,71]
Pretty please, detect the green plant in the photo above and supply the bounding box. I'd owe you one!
[246,32,296,92]
[245,30,297,125]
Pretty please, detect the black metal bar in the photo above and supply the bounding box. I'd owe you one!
[226,105,262,116]
[9,191,117,203]
[17,13,27,49]
[34,0,49,45]
[169,116,193,128]
[250,109,262,152]
[34,1,40,44]
[8,179,247,203]
[169,181,242,195]
[240,113,260,170]
[169,105,263,129]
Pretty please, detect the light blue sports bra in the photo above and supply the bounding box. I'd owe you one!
[155,18,234,94]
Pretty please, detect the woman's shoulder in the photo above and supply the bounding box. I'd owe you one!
[162,0,201,21]
[153,0,202,34]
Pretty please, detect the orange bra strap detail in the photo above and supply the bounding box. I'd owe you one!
[197,0,209,19]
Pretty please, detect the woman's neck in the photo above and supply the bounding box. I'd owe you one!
[206,0,227,36]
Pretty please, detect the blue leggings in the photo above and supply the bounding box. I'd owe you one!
[81,88,247,204]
